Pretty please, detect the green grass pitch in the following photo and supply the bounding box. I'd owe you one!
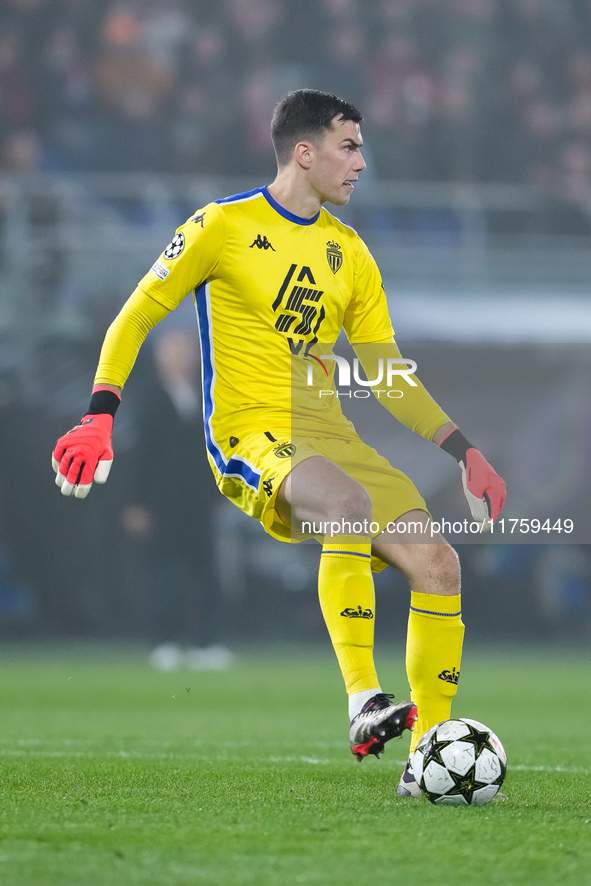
[0,644,589,886]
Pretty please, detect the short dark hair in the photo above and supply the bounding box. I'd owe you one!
[271,89,363,167]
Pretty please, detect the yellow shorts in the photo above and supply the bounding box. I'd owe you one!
[212,427,427,572]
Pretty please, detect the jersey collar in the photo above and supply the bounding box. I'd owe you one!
[262,186,320,226]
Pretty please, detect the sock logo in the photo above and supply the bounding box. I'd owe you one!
[438,667,460,685]
[341,606,373,620]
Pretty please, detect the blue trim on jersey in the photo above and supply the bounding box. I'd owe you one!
[193,282,261,493]
[194,282,224,473]
[410,606,462,618]
[214,184,320,225]
[224,456,263,488]
[215,187,265,205]
[262,186,320,226]
[324,206,358,234]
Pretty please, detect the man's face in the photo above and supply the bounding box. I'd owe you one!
[307,116,366,206]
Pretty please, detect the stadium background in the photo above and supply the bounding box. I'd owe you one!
[0,0,590,646]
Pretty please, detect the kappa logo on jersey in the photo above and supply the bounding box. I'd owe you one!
[273,441,296,458]
[326,240,343,274]
[150,260,170,281]
[341,606,374,620]
[191,212,206,226]
[262,478,274,497]
[163,232,185,260]
[250,234,275,251]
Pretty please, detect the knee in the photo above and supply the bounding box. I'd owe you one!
[326,479,372,524]
[422,543,461,595]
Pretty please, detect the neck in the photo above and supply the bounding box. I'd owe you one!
[267,168,322,219]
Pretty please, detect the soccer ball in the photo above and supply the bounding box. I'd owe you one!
[412,718,507,806]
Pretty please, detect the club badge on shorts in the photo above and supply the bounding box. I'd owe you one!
[273,441,296,458]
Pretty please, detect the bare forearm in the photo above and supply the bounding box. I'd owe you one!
[432,421,456,446]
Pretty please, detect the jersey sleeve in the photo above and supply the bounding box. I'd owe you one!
[137,202,226,310]
[343,237,448,440]
[353,339,451,441]
[94,288,170,389]
[342,239,394,344]
[93,203,225,390]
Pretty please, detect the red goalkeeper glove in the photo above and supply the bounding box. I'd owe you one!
[52,388,120,499]
[439,428,506,531]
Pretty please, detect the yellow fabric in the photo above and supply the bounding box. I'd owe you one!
[354,339,450,441]
[192,425,426,569]
[92,187,449,543]
[94,188,448,439]
[136,190,394,447]
[318,535,379,695]
[94,288,170,389]
[406,591,464,754]
[262,434,427,554]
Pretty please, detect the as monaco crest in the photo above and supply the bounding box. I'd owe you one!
[326,240,343,274]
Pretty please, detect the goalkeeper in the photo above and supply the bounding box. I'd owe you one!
[52,89,506,797]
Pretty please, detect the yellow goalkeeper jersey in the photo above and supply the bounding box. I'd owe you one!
[136,186,402,477]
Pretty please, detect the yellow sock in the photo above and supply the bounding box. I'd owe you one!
[406,591,464,754]
[318,534,378,695]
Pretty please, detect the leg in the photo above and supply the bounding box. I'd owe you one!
[373,512,465,764]
[277,457,416,757]
[277,456,378,696]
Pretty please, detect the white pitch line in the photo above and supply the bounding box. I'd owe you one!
[510,763,591,774]
[269,756,332,765]
[0,746,587,774]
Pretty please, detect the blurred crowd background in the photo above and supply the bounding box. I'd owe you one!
[1,0,591,653]
[2,0,591,205]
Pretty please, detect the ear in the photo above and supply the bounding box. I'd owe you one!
[294,140,314,169]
